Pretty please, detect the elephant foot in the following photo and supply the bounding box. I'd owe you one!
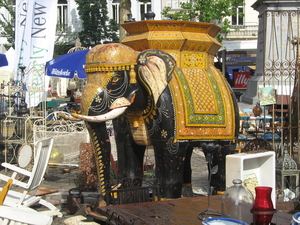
[181,184,193,197]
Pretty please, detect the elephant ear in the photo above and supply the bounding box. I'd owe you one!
[137,49,176,104]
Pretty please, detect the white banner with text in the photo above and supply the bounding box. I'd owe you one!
[15,0,57,107]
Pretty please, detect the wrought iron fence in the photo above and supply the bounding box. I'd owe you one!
[261,10,300,165]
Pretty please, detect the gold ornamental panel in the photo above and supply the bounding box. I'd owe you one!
[183,68,217,114]
[121,32,148,42]
[149,40,184,51]
[122,22,149,34]
[122,21,186,34]
[164,50,180,63]
[207,38,222,55]
[149,31,185,40]
[121,40,150,52]
[182,41,212,52]
[181,22,220,37]
[182,32,211,42]
[181,52,206,69]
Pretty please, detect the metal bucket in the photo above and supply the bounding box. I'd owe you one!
[66,188,84,214]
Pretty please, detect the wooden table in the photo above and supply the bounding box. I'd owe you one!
[97,195,293,225]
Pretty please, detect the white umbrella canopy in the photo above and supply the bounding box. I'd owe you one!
[5,47,15,68]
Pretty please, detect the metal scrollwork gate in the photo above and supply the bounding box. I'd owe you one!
[262,9,300,164]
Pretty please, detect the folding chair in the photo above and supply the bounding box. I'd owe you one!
[0,137,62,217]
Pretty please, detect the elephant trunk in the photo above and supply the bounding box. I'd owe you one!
[86,122,112,200]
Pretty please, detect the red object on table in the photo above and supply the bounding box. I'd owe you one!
[251,186,276,225]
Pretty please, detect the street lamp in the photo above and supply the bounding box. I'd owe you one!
[17,66,29,117]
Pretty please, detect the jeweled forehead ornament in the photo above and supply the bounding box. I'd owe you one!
[85,43,139,84]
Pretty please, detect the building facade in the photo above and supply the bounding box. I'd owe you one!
[221,0,258,54]
[0,1,258,52]
[0,0,162,52]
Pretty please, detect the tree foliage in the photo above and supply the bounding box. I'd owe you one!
[0,0,14,50]
[53,27,78,57]
[75,0,119,47]
[161,0,244,41]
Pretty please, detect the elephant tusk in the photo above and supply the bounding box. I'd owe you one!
[58,113,82,121]
[71,107,128,122]
[110,97,131,110]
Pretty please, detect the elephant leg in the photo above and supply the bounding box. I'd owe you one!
[182,145,194,197]
[146,87,189,199]
[153,141,188,199]
[86,122,111,199]
[113,118,145,181]
[210,144,235,193]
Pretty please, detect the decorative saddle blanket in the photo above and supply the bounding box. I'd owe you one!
[170,66,236,140]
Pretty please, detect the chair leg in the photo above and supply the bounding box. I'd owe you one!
[0,179,12,205]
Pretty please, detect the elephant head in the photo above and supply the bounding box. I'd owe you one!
[69,44,174,124]
[71,44,139,122]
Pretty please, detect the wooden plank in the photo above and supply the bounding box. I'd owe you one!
[34,187,58,196]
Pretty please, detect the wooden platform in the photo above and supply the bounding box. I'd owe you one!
[97,195,292,225]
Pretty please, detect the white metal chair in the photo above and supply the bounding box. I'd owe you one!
[0,137,62,217]
[0,205,53,225]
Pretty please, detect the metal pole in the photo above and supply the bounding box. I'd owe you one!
[222,49,226,76]
[297,8,300,164]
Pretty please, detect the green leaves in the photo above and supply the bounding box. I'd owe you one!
[74,0,119,47]
[0,0,15,49]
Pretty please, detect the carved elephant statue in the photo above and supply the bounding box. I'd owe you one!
[62,43,239,201]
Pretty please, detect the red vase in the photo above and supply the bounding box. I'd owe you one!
[251,186,276,225]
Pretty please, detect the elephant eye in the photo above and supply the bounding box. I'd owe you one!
[111,75,122,84]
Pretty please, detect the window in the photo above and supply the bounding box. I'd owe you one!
[57,0,68,32]
[165,0,188,9]
[112,1,120,22]
[140,1,152,20]
[232,6,244,26]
